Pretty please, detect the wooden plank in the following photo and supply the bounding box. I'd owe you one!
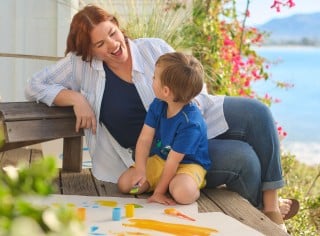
[0,53,61,61]
[0,147,43,167]
[53,170,63,194]
[198,191,222,212]
[0,140,54,152]
[62,136,83,172]
[0,148,32,167]
[202,188,289,236]
[29,148,43,163]
[94,178,136,198]
[60,169,98,196]
[0,102,75,121]
[5,118,82,143]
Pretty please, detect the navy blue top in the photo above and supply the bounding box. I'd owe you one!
[145,98,211,170]
[99,63,146,148]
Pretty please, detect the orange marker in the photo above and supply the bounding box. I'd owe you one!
[77,207,86,221]
[164,208,195,221]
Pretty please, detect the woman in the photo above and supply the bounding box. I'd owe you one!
[25,4,296,230]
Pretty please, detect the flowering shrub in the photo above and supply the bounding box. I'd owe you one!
[174,0,295,137]
[180,0,287,102]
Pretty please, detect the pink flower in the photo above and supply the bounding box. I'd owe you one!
[270,1,282,11]
[271,0,295,12]
[224,37,235,46]
[287,0,296,8]
[274,98,281,103]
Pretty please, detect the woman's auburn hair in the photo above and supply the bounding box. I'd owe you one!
[65,4,120,62]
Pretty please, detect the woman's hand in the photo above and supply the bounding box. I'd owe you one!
[73,95,97,134]
[54,89,97,134]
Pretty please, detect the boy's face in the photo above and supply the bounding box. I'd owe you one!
[152,65,166,100]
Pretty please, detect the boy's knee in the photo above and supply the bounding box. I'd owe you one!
[117,175,130,193]
[170,187,199,204]
[169,175,199,204]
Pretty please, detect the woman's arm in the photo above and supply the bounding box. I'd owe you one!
[25,54,97,133]
[25,54,80,106]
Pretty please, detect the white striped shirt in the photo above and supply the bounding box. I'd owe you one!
[25,38,228,182]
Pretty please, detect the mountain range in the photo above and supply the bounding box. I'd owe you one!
[257,12,320,45]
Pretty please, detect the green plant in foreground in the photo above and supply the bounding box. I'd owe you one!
[280,153,320,235]
[0,157,86,236]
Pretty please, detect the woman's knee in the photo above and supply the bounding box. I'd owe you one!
[207,139,261,184]
[209,139,259,168]
[224,96,273,124]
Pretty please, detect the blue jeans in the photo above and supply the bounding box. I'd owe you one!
[205,96,284,209]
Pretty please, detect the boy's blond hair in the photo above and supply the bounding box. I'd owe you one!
[156,52,204,103]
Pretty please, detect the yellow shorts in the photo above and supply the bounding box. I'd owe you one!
[145,155,207,192]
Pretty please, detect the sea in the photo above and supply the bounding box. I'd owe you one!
[253,46,320,166]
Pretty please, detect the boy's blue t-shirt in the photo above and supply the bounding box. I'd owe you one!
[145,98,211,170]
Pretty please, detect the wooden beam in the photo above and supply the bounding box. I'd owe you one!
[62,136,83,172]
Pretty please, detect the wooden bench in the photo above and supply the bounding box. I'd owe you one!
[0,101,84,172]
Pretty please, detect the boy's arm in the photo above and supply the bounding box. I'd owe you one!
[153,150,184,195]
[135,124,155,175]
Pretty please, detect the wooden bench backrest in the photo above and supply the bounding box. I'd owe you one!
[0,102,84,151]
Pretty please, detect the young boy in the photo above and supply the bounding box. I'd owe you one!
[117,52,211,205]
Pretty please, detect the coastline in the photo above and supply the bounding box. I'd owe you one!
[282,141,320,166]
[253,45,320,51]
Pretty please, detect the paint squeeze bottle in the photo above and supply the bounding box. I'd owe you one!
[125,204,135,218]
[112,207,121,221]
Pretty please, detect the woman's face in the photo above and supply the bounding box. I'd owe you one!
[90,21,128,64]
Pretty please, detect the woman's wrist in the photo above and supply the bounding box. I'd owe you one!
[54,89,84,106]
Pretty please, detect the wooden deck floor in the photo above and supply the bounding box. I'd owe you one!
[0,147,289,236]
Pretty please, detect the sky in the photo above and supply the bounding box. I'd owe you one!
[236,0,320,25]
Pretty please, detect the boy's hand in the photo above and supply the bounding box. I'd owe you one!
[131,169,147,188]
[147,192,176,205]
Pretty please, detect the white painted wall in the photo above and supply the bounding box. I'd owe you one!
[0,0,79,102]
[0,0,146,102]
